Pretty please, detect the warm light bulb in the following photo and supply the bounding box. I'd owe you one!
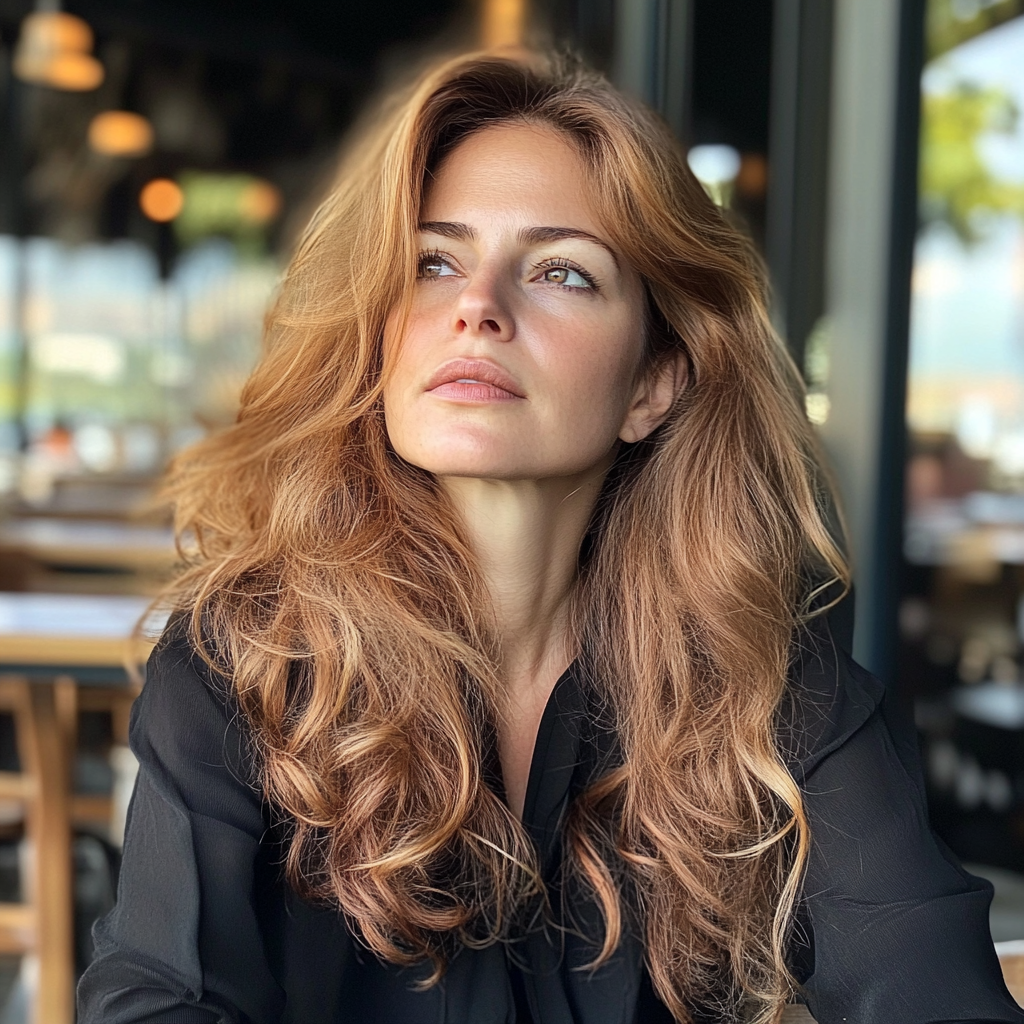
[42,51,104,91]
[140,179,184,222]
[481,0,527,48]
[238,180,282,224]
[735,153,768,200]
[13,11,104,90]
[89,111,154,158]
[20,11,93,56]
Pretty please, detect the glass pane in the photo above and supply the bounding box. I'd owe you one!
[903,4,1024,891]
[0,234,276,508]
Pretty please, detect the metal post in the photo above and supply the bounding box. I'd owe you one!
[766,0,835,371]
[819,0,926,681]
[613,0,693,140]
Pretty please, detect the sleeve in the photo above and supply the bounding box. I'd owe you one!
[76,621,286,1024]
[788,618,1024,1024]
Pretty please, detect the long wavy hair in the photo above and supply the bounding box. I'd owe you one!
[160,50,847,1023]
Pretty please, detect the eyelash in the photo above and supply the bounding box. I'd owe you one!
[416,248,454,277]
[532,256,599,292]
[415,249,600,292]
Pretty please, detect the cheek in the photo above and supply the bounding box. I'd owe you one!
[383,293,446,377]
[381,316,420,449]
[546,315,643,422]
[382,306,430,402]
[380,320,402,416]
[381,305,453,465]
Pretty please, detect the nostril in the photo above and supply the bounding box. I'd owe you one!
[482,318,500,333]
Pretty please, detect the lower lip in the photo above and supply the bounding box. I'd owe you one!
[428,382,522,402]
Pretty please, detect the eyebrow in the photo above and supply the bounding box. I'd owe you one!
[418,221,620,267]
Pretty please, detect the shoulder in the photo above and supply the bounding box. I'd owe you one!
[144,610,228,687]
[132,613,258,797]
[778,601,886,782]
[137,613,232,729]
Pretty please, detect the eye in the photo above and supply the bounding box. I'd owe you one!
[417,250,459,279]
[533,259,597,291]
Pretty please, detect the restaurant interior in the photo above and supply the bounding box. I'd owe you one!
[0,0,1023,1020]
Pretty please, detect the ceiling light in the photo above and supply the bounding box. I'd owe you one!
[687,144,742,207]
[687,145,742,186]
[13,10,104,91]
[140,179,184,222]
[238,180,282,224]
[20,10,93,56]
[39,51,104,91]
[89,111,154,158]
[482,0,526,48]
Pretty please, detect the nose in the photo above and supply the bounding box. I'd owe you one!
[450,272,515,342]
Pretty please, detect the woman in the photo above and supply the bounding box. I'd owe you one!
[78,51,1023,1024]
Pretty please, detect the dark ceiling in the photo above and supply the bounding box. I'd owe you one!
[692,0,774,153]
[0,0,470,243]
[0,0,470,80]
[0,0,776,246]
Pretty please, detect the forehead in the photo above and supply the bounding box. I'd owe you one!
[422,123,605,231]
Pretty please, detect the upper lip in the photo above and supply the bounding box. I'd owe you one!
[425,359,525,397]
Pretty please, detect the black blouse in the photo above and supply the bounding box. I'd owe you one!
[77,613,1024,1024]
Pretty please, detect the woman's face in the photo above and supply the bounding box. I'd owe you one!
[383,123,667,482]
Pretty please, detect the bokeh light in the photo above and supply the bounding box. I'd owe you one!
[22,10,93,53]
[12,11,104,91]
[39,51,104,91]
[88,111,154,158]
[238,181,283,224]
[686,144,742,186]
[140,179,185,222]
[481,0,527,48]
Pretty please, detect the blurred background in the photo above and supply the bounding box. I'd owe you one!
[0,0,1022,1020]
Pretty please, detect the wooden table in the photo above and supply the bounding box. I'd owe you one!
[0,517,176,574]
[997,940,1024,1007]
[0,592,158,1024]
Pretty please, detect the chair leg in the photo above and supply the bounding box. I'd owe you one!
[54,677,77,770]
[23,682,74,1024]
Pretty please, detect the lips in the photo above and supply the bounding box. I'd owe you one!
[425,359,525,400]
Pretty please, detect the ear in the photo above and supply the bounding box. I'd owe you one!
[618,351,688,444]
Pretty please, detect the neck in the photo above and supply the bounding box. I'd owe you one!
[440,462,609,689]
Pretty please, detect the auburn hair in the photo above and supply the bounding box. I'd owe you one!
[160,50,847,1023]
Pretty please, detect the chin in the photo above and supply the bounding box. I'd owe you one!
[395,427,529,479]
[403,446,607,483]
[408,452,529,480]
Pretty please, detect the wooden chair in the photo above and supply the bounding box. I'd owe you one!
[0,590,153,1024]
[0,676,138,1024]
[0,675,75,1024]
[997,945,1024,1007]
[72,685,138,830]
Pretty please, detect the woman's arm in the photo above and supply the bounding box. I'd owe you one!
[793,630,1024,1024]
[77,623,285,1024]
